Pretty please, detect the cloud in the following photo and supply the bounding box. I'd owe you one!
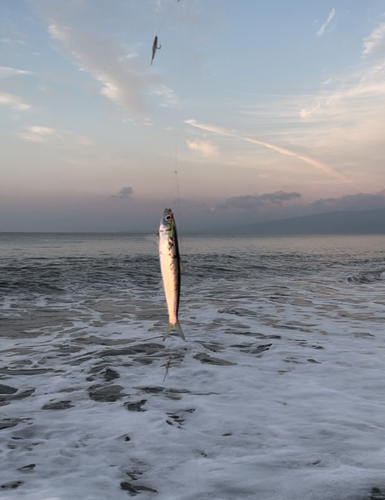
[152,85,179,108]
[238,23,385,173]
[214,190,385,222]
[295,25,385,155]
[363,22,385,56]
[0,67,32,111]
[111,187,134,199]
[25,0,215,119]
[317,8,335,37]
[1,38,26,46]
[309,190,385,212]
[185,119,345,180]
[0,66,32,80]
[298,63,385,152]
[46,22,153,118]
[19,126,62,143]
[217,191,301,210]
[19,126,93,145]
[187,139,219,156]
[0,92,31,111]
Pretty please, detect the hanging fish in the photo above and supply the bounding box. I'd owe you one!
[151,36,161,65]
[158,208,185,340]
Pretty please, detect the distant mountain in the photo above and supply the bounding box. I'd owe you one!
[216,208,385,235]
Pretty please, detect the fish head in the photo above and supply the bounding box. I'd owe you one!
[160,208,174,233]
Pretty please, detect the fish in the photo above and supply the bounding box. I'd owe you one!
[158,208,185,340]
[151,36,161,65]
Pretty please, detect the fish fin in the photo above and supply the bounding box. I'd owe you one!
[163,321,185,341]
[179,259,184,274]
[174,321,185,340]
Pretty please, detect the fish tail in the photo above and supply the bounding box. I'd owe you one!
[163,321,185,341]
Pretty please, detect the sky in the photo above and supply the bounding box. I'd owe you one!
[1,0,385,232]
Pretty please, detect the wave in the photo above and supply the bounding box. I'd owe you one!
[347,269,385,284]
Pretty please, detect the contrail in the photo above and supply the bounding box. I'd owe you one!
[317,8,335,37]
[185,119,346,181]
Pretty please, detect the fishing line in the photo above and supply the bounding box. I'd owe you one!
[155,3,202,494]
[173,100,182,230]
[173,5,201,496]
[151,4,202,491]
[173,0,183,233]
[155,1,177,37]
[153,1,183,225]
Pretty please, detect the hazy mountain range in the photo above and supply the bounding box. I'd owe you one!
[211,208,385,235]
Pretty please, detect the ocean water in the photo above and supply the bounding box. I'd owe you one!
[1,232,385,500]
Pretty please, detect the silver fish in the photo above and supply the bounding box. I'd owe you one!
[158,208,185,340]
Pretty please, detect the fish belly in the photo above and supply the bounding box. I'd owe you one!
[159,234,179,325]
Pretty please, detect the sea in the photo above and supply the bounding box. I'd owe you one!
[1,232,385,500]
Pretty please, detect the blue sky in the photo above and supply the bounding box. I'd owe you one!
[1,0,385,231]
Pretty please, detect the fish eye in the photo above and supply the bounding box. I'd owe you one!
[165,215,171,221]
